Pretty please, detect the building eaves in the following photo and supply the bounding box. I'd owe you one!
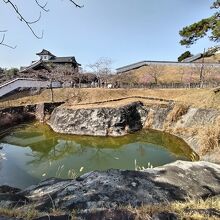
[116,60,220,73]
[48,56,75,63]
[36,49,55,57]
[47,56,81,65]
[181,53,202,63]
[19,60,43,73]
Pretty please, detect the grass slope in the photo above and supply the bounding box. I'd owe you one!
[1,88,220,110]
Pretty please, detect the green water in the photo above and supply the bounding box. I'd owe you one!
[0,123,198,189]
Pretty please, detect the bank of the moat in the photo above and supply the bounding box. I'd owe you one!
[1,100,220,163]
[49,101,220,163]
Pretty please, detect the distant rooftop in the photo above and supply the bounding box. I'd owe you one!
[20,49,81,73]
[49,57,77,63]
[181,53,202,63]
[116,46,220,73]
[116,60,220,74]
[36,49,55,57]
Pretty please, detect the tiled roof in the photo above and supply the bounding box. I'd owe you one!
[116,60,220,73]
[19,60,43,73]
[47,56,81,65]
[20,50,81,72]
[36,49,55,57]
[181,54,202,63]
[49,57,75,63]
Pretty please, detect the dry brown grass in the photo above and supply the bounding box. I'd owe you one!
[196,53,220,63]
[0,206,67,220]
[144,109,155,129]
[1,87,219,110]
[173,89,220,110]
[64,97,168,109]
[123,58,220,85]
[164,104,189,128]
[0,207,39,220]
[131,65,194,83]
[167,104,189,123]
[172,126,198,137]
[198,118,220,155]
[124,197,220,220]
[0,197,219,220]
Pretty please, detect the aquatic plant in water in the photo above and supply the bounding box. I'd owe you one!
[0,152,6,160]
[134,159,153,171]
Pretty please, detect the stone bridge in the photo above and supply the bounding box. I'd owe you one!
[0,78,61,98]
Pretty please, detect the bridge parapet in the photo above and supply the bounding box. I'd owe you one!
[0,78,61,98]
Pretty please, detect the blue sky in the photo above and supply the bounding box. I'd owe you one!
[0,0,217,70]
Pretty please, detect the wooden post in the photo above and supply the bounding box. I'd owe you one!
[50,80,54,103]
[199,48,205,88]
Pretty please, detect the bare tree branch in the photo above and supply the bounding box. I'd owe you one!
[0,32,16,49]
[3,0,44,39]
[147,64,165,85]
[88,57,113,87]
[35,0,49,12]
[0,0,83,48]
[68,0,84,8]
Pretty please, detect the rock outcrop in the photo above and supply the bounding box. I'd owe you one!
[1,161,220,213]
[49,101,148,136]
[0,102,63,132]
[0,110,34,131]
[144,104,220,163]
[24,161,220,211]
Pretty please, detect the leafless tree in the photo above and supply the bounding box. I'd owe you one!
[196,63,206,87]
[184,63,216,87]
[147,64,165,85]
[201,64,219,85]
[112,70,139,88]
[0,0,83,48]
[178,66,187,83]
[51,65,77,82]
[48,64,78,101]
[88,57,113,87]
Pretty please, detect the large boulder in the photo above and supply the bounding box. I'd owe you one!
[18,160,220,212]
[49,101,148,136]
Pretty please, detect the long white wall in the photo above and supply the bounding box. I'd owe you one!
[116,61,220,74]
[0,78,61,98]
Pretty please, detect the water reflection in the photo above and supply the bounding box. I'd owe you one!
[1,123,199,165]
[0,122,199,188]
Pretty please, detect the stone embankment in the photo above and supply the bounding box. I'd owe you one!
[0,102,64,132]
[0,161,220,219]
[143,103,220,163]
[49,101,147,136]
[49,101,220,163]
[0,106,35,131]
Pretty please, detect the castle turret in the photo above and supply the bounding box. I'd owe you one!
[36,49,56,61]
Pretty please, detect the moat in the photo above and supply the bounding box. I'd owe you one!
[0,122,198,188]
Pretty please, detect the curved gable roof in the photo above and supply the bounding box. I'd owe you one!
[36,49,55,57]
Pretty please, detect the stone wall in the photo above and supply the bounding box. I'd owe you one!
[49,101,148,136]
[0,102,64,132]
[143,104,220,163]
[0,106,35,131]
